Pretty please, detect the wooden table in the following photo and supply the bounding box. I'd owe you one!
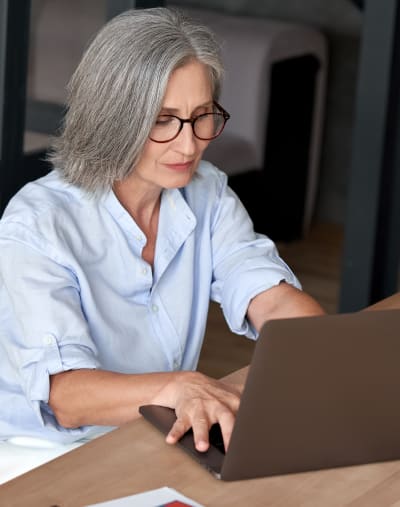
[1,293,400,507]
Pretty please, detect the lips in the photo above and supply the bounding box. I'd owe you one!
[164,161,194,172]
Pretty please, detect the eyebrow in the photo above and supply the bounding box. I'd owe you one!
[159,101,214,115]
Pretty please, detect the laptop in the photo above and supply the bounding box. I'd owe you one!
[140,309,400,481]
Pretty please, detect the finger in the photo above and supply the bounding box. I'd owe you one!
[166,417,190,445]
[191,417,211,452]
[217,408,236,452]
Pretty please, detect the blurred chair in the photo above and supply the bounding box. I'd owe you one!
[175,6,328,241]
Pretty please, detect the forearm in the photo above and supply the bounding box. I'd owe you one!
[247,282,325,333]
[49,367,242,452]
[49,368,181,429]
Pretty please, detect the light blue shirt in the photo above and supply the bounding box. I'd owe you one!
[0,161,300,444]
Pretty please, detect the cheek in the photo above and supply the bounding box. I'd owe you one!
[138,141,169,165]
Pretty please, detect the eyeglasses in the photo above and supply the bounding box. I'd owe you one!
[149,101,230,143]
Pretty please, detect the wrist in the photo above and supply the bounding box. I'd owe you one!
[150,370,203,409]
[150,370,185,408]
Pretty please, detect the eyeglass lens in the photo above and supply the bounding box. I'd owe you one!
[150,112,226,142]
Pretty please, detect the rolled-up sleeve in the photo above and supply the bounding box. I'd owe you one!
[0,223,100,426]
[210,172,301,339]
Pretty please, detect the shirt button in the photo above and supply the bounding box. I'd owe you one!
[151,304,158,313]
[141,267,148,275]
[173,359,180,370]
[43,334,54,346]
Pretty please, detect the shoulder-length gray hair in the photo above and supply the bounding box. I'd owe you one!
[48,7,224,194]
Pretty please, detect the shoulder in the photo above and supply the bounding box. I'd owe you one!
[2,170,82,221]
[0,170,99,248]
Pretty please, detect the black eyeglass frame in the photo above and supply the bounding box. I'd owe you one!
[149,101,230,143]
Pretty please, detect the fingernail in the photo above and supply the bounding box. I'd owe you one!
[197,440,209,452]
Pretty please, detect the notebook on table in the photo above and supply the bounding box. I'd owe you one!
[140,309,400,481]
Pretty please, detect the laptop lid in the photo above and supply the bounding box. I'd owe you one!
[140,309,400,481]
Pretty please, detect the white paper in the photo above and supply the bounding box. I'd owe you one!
[85,486,204,507]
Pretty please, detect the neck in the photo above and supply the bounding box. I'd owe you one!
[113,178,161,233]
[113,177,161,267]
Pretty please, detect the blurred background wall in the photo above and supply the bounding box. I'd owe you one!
[26,0,363,225]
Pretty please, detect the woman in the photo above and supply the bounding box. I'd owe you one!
[0,7,324,455]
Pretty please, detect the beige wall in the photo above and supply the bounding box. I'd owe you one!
[28,0,362,224]
[173,0,363,224]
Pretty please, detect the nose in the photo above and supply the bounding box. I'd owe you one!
[173,122,197,155]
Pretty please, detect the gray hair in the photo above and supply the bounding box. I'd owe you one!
[48,7,224,194]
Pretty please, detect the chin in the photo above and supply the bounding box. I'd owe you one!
[163,172,196,189]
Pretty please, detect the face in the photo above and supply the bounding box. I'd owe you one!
[129,60,214,192]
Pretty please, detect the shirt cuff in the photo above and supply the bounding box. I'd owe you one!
[221,267,301,339]
[17,337,100,432]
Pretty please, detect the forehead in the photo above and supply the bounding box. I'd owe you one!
[161,60,213,111]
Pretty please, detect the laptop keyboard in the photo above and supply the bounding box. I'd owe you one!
[209,423,225,455]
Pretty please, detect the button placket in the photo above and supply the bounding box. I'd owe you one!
[148,298,181,368]
[43,334,54,346]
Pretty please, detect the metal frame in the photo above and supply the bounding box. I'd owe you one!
[0,0,31,214]
[339,0,400,311]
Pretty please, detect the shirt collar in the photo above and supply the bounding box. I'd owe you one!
[101,187,197,278]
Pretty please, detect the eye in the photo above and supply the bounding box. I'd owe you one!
[155,115,175,126]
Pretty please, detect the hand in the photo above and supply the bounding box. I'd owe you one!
[165,371,242,452]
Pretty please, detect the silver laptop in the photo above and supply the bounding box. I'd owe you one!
[140,309,400,481]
